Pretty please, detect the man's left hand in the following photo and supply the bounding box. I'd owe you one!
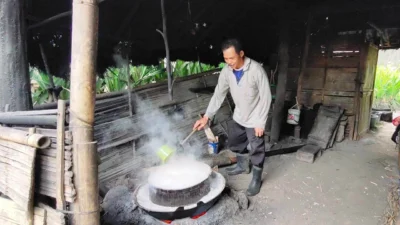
[254,128,264,137]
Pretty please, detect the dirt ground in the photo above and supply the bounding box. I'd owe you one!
[221,122,399,225]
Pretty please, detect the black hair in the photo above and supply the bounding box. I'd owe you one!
[221,38,243,54]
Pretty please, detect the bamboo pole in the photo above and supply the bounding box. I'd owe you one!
[0,109,58,116]
[156,0,173,100]
[56,100,66,210]
[0,126,51,149]
[125,54,136,159]
[75,142,98,222]
[0,115,57,126]
[69,0,99,224]
[39,43,57,101]
[27,128,36,225]
[125,56,133,116]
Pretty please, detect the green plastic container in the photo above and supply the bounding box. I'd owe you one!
[157,145,175,163]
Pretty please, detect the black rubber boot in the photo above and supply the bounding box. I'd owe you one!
[225,153,247,173]
[246,166,263,196]
[226,154,251,175]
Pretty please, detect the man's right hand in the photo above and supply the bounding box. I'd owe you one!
[193,116,209,131]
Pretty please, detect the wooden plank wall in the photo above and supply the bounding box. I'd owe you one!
[96,70,234,185]
[285,16,379,139]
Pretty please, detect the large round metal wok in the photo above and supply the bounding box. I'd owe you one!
[134,171,226,221]
[147,158,212,207]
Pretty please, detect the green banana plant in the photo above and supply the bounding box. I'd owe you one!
[373,65,400,110]
[30,67,70,105]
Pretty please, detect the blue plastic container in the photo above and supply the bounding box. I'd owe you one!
[208,142,218,154]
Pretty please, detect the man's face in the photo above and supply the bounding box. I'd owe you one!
[223,47,244,70]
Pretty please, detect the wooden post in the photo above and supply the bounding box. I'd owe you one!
[270,13,290,143]
[353,38,368,140]
[69,0,99,224]
[0,0,33,111]
[296,12,313,109]
[56,100,66,210]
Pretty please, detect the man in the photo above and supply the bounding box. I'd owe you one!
[193,38,272,196]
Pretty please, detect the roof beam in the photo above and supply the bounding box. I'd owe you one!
[28,0,109,30]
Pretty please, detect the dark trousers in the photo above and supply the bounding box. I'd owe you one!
[228,120,265,167]
[392,125,400,144]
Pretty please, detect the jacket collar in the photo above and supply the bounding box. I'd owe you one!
[226,57,251,72]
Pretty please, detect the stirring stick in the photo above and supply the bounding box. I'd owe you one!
[180,129,196,145]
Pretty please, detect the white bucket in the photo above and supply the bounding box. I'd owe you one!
[287,106,300,125]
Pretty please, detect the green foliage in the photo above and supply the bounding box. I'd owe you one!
[30,60,222,105]
[103,67,127,92]
[173,60,217,77]
[96,77,105,94]
[30,67,70,105]
[130,64,166,86]
[373,65,400,110]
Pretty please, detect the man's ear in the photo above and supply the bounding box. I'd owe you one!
[240,50,245,58]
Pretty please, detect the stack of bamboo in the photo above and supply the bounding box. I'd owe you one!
[37,131,75,202]
[38,203,66,225]
[0,197,65,225]
[13,127,76,202]
[95,95,130,125]
[0,125,63,225]
[0,100,73,212]
[0,138,37,213]
[0,197,45,225]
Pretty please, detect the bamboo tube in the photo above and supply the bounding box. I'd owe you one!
[0,109,58,116]
[0,115,57,126]
[0,127,51,149]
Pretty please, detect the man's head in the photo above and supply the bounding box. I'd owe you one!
[221,38,245,70]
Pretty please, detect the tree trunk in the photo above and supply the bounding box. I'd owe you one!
[0,0,32,111]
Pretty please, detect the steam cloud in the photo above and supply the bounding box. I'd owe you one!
[111,53,207,165]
